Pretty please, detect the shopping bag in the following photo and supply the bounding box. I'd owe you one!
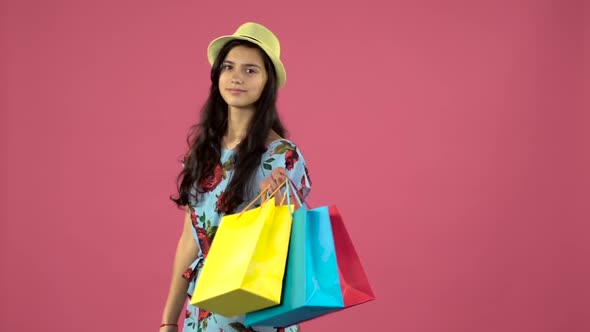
[245,181,344,328]
[328,205,375,307]
[247,180,376,327]
[190,183,294,317]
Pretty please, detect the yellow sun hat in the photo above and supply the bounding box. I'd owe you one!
[207,22,287,88]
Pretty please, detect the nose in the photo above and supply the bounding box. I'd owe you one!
[231,73,244,84]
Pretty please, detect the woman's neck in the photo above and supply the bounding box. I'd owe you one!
[225,106,255,145]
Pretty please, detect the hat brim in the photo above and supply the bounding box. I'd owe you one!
[207,35,287,88]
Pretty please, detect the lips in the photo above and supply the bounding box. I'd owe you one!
[227,88,246,93]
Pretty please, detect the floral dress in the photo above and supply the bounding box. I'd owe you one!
[181,139,312,332]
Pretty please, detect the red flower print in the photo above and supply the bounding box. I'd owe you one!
[196,227,211,257]
[190,208,198,228]
[200,164,223,192]
[182,267,195,281]
[185,309,191,318]
[215,191,227,213]
[284,149,299,170]
[304,165,311,186]
[277,328,285,332]
[198,308,211,321]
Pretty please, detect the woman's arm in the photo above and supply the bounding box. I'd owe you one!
[160,207,200,330]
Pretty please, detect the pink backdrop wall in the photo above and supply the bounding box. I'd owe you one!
[1,0,588,331]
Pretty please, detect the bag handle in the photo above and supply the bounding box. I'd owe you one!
[237,180,288,218]
[287,177,308,208]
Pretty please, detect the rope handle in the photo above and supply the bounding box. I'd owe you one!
[287,177,308,208]
[237,179,288,218]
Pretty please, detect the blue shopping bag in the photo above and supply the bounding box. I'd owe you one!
[245,181,344,328]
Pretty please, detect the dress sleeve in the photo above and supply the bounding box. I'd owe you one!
[262,140,312,201]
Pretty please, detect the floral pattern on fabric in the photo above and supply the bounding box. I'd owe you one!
[182,139,310,332]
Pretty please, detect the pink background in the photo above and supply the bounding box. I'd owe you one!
[1,0,588,331]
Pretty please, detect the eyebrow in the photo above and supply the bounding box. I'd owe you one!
[222,60,262,69]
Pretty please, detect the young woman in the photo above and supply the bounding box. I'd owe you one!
[160,22,311,332]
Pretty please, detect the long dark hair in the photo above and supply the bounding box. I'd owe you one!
[170,39,287,213]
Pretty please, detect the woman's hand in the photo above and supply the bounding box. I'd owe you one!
[260,167,287,194]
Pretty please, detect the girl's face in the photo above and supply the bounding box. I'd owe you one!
[219,45,268,110]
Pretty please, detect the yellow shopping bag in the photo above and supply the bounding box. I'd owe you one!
[190,183,294,317]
